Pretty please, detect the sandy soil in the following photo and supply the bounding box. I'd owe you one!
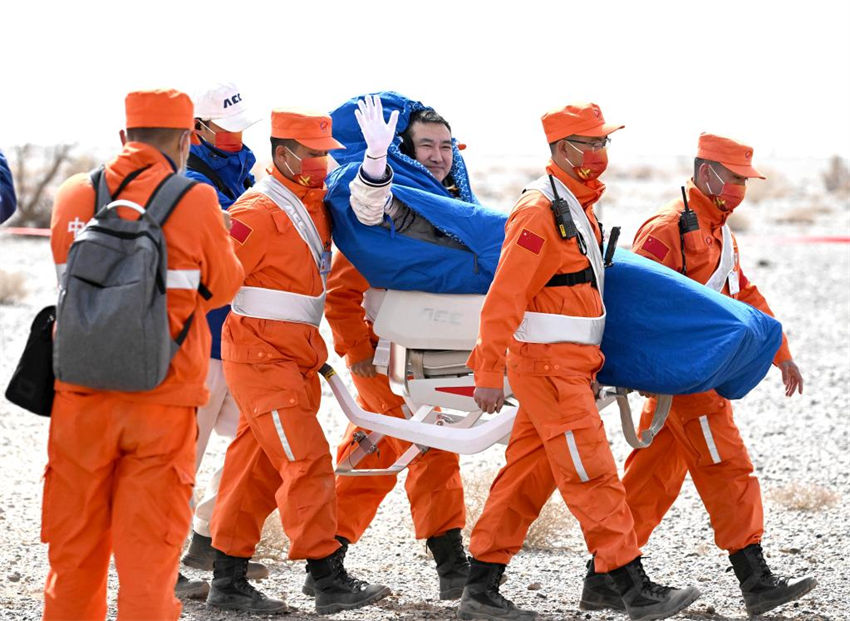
[1,160,848,620]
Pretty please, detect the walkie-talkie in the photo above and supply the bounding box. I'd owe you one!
[678,186,699,275]
[604,226,620,267]
[549,175,579,240]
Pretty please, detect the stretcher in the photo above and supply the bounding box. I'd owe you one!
[321,289,672,476]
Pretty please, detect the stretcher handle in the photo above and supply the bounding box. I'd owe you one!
[611,388,672,449]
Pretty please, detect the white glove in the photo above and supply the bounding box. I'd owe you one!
[355,95,399,179]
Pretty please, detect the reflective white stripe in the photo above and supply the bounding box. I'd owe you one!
[166,269,200,290]
[514,310,605,346]
[55,263,66,283]
[231,286,324,326]
[699,415,722,464]
[564,430,589,482]
[271,409,296,461]
[705,225,734,292]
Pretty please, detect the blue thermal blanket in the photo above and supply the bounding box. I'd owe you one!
[598,249,782,399]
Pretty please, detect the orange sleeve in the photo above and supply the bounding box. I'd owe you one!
[191,183,244,310]
[632,213,682,272]
[50,173,95,270]
[468,194,560,389]
[324,252,376,365]
[226,196,271,280]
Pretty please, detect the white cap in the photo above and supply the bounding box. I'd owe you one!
[193,81,261,132]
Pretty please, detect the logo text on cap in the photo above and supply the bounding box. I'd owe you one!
[223,93,242,109]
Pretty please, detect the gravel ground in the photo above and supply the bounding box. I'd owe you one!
[1,164,848,620]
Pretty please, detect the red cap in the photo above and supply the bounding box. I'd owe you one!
[271,109,344,150]
[697,133,765,179]
[125,89,194,130]
[541,102,624,143]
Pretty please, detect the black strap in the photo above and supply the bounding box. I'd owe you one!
[174,312,195,347]
[90,165,151,213]
[187,153,235,201]
[545,266,596,288]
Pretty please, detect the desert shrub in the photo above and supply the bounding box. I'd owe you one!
[769,481,839,511]
[461,470,575,551]
[0,269,26,304]
[822,155,850,195]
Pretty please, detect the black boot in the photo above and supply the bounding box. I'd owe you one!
[183,531,269,579]
[579,557,625,612]
[303,536,349,597]
[457,558,537,620]
[729,543,817,617]
[306,544,390,615]
[607,556,700,621]
[175,572,209,600]
[426,528,471,600]
[206,550,288,613]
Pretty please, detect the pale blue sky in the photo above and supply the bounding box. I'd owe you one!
[3,0,848,161]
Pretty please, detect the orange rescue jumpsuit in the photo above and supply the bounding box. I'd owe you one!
[467,163,640,573]
[210,166,340,561]
[324,252,465,542]
[625,180,792,553]
[45,142,243,621]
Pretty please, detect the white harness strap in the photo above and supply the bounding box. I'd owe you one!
[513,175,606,346]
[230,176,327,326]
[705,225,738,294]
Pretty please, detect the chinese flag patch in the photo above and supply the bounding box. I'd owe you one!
[229,218,252,244]
[517,229,544,254]
[640,236,669,261]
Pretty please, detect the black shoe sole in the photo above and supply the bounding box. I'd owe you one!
[745,577,818,617]
[206,600,289,614]
[628,588,700,621]
[579,596,626,612]
[315,586,391,615]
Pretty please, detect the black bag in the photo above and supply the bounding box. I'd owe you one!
[5,305,56,417]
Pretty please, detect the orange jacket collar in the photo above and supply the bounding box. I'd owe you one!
[686,179,728,228]
[546,160,605,208]
[110,141,177,177]
[268,164,326,203]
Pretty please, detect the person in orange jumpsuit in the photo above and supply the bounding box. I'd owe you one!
[206,109,390,615]
[43,88,244,621]
[458,103,700,621]
[315,95,467,601]
[580,133,815,618]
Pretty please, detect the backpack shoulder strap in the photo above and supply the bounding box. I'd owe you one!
[187,153,235,201]
[144,174,198,227]
[89,166,110,212]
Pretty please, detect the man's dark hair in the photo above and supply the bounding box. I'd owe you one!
[126,127,186,145]
[270,137,298,160]
[399,108,452,158]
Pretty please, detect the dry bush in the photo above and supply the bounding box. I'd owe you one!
[461,470,576,551]
[0,269,26,304]
[745,166,793,204]
[822,155,850,195]
[769,481,839,512]
[255,509,290,562]
[775,207,817,225]
[726,210,751,232]
[7,144,97,228]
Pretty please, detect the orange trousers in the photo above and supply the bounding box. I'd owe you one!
[210,361,340,561]
[469,372,640,573]
[42,392,196,621]
[622,391,763,552]
[334,372,465,542]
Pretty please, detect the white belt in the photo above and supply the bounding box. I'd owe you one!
[514,311,606,346]
[230,286,324,327]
